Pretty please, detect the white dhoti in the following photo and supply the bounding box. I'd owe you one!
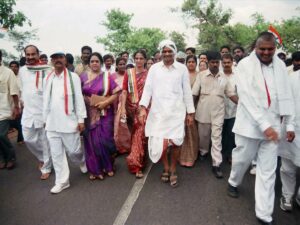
[46,131,85,185]
[228,134,278,223]
[148,137,184,163]
[22,126,52,174]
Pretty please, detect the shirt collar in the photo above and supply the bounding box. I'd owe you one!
[205,69,221,78]
[160,60,179,69]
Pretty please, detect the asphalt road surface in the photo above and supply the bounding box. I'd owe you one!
[1,139,300,225]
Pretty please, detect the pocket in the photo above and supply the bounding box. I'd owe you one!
[0,82,7,93]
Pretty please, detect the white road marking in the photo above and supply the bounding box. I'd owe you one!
[113,163,153,225]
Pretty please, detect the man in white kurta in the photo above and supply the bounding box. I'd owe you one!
[139,40,195,187]
[19,45,52,179]
[278,69,300,212]
[227,32,295,225]
[44,52,87,194]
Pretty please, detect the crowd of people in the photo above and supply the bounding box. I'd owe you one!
[1,31,300,225]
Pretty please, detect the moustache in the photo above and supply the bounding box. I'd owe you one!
[55,61,63,65]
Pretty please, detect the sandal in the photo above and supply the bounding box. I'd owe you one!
[98,175,104,180]
[169,172,178,188]
[40,173,50,180]
[89,174,97,180]
[135,171,144,179]
[160,171,169,183]
[107,171,114,177]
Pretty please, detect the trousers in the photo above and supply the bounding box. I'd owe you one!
[47,131,85,185]
[22,126,52,173]
[228,134,278,223]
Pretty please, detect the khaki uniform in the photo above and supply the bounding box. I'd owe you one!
[74,63,90,76]
[192,70,235,166]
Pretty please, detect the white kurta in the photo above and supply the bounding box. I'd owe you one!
[43,70,87,186]
[139,61,195,139]
[43,70,87,133]
[279,70,300,167]
[19,66,51,128]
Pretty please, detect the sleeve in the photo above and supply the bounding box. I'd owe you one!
[109,76,121,95]
[122,72,129,91]
[235,64,271,132]
[224,77,236,98]
[8,70,19,96]
[43,76,51,123]
[73,74,87,123]
[182,68,195,114]
[139,68,153,108]
[283,75,295,132]
[192,73,201,96]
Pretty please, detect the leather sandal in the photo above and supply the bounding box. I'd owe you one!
[160,171,169,183]
[170,172,178,188]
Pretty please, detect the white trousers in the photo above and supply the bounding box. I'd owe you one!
[22,126,52,174]
[228,134,278,223]
[46,131,85,185]
[280,157,300,201]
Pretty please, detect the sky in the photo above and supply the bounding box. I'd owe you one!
[0,0,299,57]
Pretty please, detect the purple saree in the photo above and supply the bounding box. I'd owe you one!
[81,72,120,176]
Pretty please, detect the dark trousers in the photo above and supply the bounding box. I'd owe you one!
[10,116,24,142]
[0,120,16,163]
[222,118,236,159]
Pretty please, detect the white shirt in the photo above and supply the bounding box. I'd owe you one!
[139,61,195,139]
[19,66,50,128]
[224,72,237,119]
[43,70,87,133]
[0,65,19,121]
[233,56,293,139]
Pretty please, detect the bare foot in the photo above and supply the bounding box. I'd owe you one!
[40,173,50,180]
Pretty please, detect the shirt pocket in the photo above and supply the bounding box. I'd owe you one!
[0,81,7,93]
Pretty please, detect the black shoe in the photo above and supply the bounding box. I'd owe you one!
[227,183,239,198]
[256,217,274,225]
[212,166,223,178]
[199,154,208,161]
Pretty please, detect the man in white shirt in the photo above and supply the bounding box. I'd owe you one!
[138,40,195,187]
[278,69,300,212]
[227,32,295,225]
[44,51,87,194]
[19,45,52,179]
[221,53,237,163]
[0,50,20,169]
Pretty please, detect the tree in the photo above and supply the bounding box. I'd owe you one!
[0,0,30,30]
[0,49,18,66]
[8,29,38,57]
[180,0,232,50]
[96,9,133,54]
[279,17,300,53]
[126,28,165,57]
[169,31,186,52]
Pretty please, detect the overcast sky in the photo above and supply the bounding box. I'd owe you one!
[0,0,299,57]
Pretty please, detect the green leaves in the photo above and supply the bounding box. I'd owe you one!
[0,0,30,30]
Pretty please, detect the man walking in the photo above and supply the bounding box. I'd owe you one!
[44,51,87,194]
[192,51,238,178]
[0,50,20,169]
[138,40,195,187]
[19,45,52,179]
[227,32,295,225]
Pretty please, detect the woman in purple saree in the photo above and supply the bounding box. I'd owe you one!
[80,52,121,180]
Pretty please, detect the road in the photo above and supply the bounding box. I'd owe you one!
[0,139,299,225]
